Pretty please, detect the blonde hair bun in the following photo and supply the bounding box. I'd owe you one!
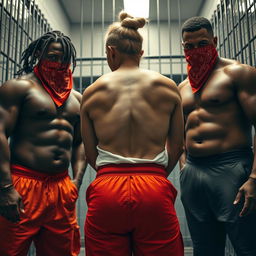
[119,11,146,30]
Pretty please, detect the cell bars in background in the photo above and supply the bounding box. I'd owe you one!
[74,0,187,94]
[0,0,51,84]
[211,0,256,66]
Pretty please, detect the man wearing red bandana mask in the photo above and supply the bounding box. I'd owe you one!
[0,31,87,256]
[178,17,256,256]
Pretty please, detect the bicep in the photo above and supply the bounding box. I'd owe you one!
[80,102,98,167]
[0,85,21,137]
[237,68,256,126]
[167,101,184,147]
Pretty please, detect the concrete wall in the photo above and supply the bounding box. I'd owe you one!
[36,0,70,36]
[199,0,221,19]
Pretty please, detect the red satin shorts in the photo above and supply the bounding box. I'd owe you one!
[85,163,184,256]
[0,164,80,256]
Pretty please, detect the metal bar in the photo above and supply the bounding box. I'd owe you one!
[101,0,104,75]
[35,4,39,38]
[236,0,244,62]
[219,0,227,57]
[252,0,256,66]
[156,0,161,73]
[244,0,252,65]
[5,0,13,81]
[167,0,173,79]
[40,12,44,36]
[79,0,84,93]
[14,0,20,75]
[77,55,186,61]
[147,16,150,69]
[216,5,223,55]
[214,9,219,52]
[26,0,32,44]
[229,0,237,58]
[0,0,5,54]
[31,0,35,40]
[77,60,184,67]
[223,0,231,58]
[10,0,17,69]
[90,0,94,84]
[38,9,42,36]
[112,0,115,22]
[3,0,8,55]
[177,0,183,81]
[20,0,25,57]
[212,11,217,46]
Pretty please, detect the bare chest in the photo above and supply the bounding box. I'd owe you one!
[181,73,236,117]
[21,86,80,124]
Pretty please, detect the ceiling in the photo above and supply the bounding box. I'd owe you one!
[59,0,205,24]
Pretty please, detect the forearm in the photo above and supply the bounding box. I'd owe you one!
[249,133,256,179]
[0,133,12,187]
[166,145,184,175]
[179,149,187,170]
[71,144,87,187]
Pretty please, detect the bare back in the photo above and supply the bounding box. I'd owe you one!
[82,68,181,160]
[179,58,255,157]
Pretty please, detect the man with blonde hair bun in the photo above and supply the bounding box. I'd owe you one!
[81,11,184,256]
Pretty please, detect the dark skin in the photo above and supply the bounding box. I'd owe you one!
[179,28,256,217]
[81,46,184,174]
[0,42,87,223]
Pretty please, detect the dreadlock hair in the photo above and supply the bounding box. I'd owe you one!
[17,30,76,75]
[181,16,213,36]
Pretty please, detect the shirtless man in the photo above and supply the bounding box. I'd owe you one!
[179,16,256,256]
[81,11,184,256]
[0,31,86,256]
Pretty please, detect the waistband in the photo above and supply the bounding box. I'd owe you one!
[187,147,253,165]
[97,163,167,178]
[11,164,69,181]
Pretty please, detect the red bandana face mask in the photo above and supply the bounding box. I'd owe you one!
[184,44,218,93]
[33,60,73,107]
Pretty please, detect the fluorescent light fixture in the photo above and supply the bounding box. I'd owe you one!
[123,0,149,18]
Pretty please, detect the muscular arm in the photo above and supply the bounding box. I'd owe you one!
[179,147,187,170]
[80,86,99,170]
[178,81,187,170]
[71,92,87,188]
[166,89,184,175]
[0,79,27,222]
[232,64,256,216]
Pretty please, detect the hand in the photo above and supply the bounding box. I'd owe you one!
[234,178,256,217]
[0,187,24,223]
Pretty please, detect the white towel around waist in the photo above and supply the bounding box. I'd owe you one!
[96,146,169,168]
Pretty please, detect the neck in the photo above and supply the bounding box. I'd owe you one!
[213,56,224,69]
[119,58,140,69]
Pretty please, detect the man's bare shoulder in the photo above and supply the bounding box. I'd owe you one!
[222,60,256,86]
[178,78,189,91]
[0,75,35,97]
[223,60,255,74]
[71,89,82,103]
[141,69,179,92]
[82,73,111,96]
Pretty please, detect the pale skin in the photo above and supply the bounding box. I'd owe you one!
[179,28,256,216]
[0,42,87,223]
[81,46,184,174]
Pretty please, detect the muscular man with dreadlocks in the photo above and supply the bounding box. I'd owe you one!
[0,31,87,256]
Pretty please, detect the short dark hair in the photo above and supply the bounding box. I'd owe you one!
[181,16,213,36]
[17,30,76,75]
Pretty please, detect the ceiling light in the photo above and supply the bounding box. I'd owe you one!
[123,0,149,18]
